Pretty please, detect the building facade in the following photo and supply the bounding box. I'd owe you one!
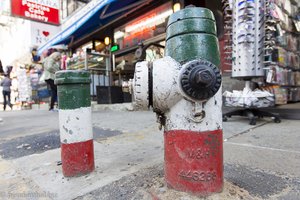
[37,0,223,103]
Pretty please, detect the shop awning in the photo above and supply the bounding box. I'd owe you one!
[37,0,150,55]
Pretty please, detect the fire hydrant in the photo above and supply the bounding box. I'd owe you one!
[131,6,223,196]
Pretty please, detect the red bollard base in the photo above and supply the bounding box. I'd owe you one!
[61,140,95,177]
[164,129,223,196]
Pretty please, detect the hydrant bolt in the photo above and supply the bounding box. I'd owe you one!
[195,70,212,86]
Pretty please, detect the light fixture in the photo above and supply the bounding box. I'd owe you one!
[114,31,125,40]
[125,9,173,33]
[95,41,102,46]
[104,37,110,45]
[173,3,181,12]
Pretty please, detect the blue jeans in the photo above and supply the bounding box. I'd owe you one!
[2,90,12,111]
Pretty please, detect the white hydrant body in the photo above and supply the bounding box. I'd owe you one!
[131,6,223,196]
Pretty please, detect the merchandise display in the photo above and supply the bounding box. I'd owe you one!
[66,50,108,70]
[261,85,288,104]
[222,0,233,67]
[231,0,265,78]
[264,0,300,103]
[222,0,273,107]
[65,49,111,97]
[221,0,287,124]
[16,68,31,102]
[223,88,275,108]
[223,0,300,106]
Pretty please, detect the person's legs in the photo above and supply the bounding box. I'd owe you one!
[52,82,57,108]
[45,79,57,110]
[7,91,12,108]
[2,91,7,111]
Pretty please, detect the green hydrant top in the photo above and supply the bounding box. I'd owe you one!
[166,7,217,40]
[55,70,91,85]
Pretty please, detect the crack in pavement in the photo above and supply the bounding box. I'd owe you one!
[224,121,270,141]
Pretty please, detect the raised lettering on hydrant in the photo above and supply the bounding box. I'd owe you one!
[130,6,223,196]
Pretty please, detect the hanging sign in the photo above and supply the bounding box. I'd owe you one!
[11,0,60,25]
[30,21,60,46]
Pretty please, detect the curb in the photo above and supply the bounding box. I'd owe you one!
[91,102,135,112]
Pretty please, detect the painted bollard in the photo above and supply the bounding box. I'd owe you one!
[55,70,94,177]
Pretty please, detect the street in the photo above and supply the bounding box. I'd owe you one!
[1,0,299,199]
[0,109,299,200]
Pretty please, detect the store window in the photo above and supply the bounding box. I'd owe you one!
[111,2,172,86]
[61,0,91,20]
[113,2,172,50]
[66,41,108,71]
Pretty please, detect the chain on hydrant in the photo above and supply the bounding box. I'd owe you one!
[131,6,223,196]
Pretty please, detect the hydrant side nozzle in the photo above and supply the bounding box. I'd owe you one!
[152,56,182,112]
[132,57,182,112]
[132,61,150,110]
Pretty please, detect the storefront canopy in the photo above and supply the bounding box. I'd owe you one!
[37,0,150,55]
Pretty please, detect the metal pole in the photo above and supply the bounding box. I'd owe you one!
[85,50,88,70]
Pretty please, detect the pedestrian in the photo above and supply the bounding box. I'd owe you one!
[43,52,61,111]
[0,60,4,74]
[0,74,12,111]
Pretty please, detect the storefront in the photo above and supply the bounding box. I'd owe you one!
[37,0,223,103]
[111,1,173,87]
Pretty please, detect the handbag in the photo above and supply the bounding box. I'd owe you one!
[38,72,46,85]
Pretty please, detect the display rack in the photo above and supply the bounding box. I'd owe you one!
[66,50,111,98]
[66,50,109,71]
[222,0,233,68]
[262,0,300,103]
[222,0,282,125]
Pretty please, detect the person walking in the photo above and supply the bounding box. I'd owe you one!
[0,74,12,111]
[43,52,61,111]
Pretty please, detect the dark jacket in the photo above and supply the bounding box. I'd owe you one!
[0,77,12,92]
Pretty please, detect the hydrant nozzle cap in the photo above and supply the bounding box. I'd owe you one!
[180,59,221,101]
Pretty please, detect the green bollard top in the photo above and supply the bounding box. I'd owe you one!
[166,6,217,40]
[55,70,91,85]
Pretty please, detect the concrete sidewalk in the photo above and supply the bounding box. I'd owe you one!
[0,110,299,200]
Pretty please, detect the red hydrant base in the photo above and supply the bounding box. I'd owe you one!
[61,140,95,177]
[164,129,223,196]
